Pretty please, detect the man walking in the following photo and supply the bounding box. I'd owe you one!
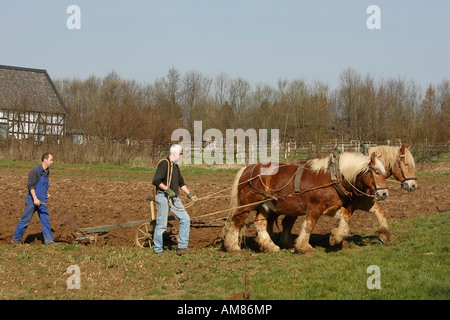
[12,153,55,245]
[152,144,196,255]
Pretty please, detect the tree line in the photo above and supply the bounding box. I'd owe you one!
[54,67,449,151]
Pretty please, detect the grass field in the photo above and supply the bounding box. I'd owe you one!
[0,159,448,300]
[1,211,448,300]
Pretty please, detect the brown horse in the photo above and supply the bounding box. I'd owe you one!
[223,152,388,253]
[362,143,417,243]
[274,143,417,248]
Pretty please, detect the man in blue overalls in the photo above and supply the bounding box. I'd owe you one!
[12,153,55,245]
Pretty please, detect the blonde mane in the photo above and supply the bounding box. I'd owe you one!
[308,152,386,184]
[368,146,415,171]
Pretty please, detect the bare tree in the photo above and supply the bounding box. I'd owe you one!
[229,77,250,121]
[181,70,212,127]
[214,72,231,107]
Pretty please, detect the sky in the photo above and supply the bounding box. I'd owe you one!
[1,0,449,90]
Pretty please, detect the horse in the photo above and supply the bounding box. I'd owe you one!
[360,143,417,243]
[274,143,417,248]
[222,152,389,254]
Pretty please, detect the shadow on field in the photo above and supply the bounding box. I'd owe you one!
[238,232,381,253]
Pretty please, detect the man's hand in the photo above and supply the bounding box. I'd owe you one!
[165,188,175,198]
[187,193,197,200]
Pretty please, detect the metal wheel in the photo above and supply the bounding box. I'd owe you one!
[135,221,155,248]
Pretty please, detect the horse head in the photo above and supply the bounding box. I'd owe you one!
[339,152,389,201]
[393,144,418,192]
[355,152,389,201]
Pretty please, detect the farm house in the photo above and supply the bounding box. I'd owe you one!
[0,65,68,143]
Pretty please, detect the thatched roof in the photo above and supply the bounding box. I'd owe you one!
[0,65,68,114]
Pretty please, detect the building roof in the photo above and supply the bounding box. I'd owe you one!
[0,65,68,114]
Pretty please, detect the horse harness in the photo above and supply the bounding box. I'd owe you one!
[397,155,417,185]
[328,153,389,198]
[361,161,389,197]
[247,154,352,213]
[247,152,390,209]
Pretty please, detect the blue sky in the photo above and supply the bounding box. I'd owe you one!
[1,0,449,90]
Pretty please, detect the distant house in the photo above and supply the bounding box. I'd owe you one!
[0,65,68,142]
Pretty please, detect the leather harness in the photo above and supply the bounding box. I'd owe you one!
[247,154,351,214]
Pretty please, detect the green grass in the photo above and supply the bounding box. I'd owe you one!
[1,212,448,300]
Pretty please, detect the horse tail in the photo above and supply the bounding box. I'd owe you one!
[227,166,246,221]
[222,166,246,252]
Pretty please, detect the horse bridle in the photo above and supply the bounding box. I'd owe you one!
[397,155,417,186]
[360,164,389,196]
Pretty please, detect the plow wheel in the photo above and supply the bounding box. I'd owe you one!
[135,221,156,248]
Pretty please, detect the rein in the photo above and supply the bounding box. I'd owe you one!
[169,157,388,222]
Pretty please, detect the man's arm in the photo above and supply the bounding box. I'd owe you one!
[29,188,41,205]
[152,160,168,188]
[27,166,42,205]
[180,185,190,195]
[158,183,169,191]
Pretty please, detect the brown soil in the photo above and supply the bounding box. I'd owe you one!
[1,166,449,249]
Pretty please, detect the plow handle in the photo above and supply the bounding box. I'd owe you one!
[147,196,156,221]
[150,199,156,221]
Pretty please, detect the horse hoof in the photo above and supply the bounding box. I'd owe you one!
[341,240,348,249]
[377,232,390,245]
[329,235,338,247]
[295,245,314,254]
[260,245,280,253]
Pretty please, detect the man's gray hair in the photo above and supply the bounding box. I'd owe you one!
[170,144,183,155]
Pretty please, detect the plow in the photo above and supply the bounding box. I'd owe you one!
[45,167,280,248]
[65,194,231,247]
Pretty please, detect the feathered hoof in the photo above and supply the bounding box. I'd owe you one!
[260,245,281,253]
[295,244,314,254]
[377,229,391,245]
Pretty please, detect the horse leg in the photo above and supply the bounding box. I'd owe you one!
[267,211,277,237]
[370,202,391,244]
[254,210,281,253]
[329,208,351,247]
[294,212,320,254]
[223,210,251,252]
[280,215,297,249]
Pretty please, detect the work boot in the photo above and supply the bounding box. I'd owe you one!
[176,248,194,255]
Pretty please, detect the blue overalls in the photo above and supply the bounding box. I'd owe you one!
[13,166,54,245]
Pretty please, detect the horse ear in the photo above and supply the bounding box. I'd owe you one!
[407,146,411,151]
[400,143,406,155]
[370,152,376,165]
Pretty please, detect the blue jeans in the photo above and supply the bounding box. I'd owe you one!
[13,199,54,245]
[154,193,190,253]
